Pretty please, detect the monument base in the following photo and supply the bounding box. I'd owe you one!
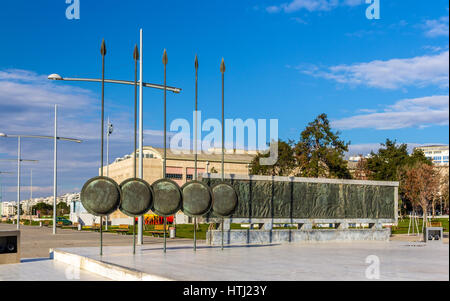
[206,229,391,245]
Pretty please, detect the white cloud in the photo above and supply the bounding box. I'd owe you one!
[423,16,449,38]
[266,0,363,13]
[296,50,449,89]
[0,69,171,201]
[347,142,437,156]
[332,95,449,130]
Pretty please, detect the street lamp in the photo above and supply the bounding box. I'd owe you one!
[0,127,82,233]
[47,73,182,94]
[0,152,38,229]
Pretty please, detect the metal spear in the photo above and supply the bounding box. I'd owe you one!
[100,39,106,256]
[162,49,168,253]
[220,58,225,251]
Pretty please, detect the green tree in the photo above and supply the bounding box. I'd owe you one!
[57,202,70,216]
[249,140,296,176]
[366,139,431,181]
[294,113,351,179]
[32,202,53,215]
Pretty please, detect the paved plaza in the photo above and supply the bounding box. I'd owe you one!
[50,241,448,281]
[0,223,448,281]
[0,223,190,258]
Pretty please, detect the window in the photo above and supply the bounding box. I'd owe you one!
[166,173,182,180]
[186,174,193,180]
[433,156,442,161]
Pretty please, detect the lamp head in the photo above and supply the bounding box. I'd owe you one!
[0,133,6,137]
[48,74,63,80]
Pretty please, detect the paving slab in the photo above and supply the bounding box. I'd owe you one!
[0,258,109,281]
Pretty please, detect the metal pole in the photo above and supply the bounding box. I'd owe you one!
[30,169,32,225]
[163,49,168,179]
[100,39,106,256]
[138,29,144,246]
[163,215,167,253]
[221,58,225,181]
[194,55,199,251]
[106,117,110,177]
[17,137,21,230]
[162,49,168,253]
[53,104,58,235]
[220,58,225,250]
[133,217,136,254]
[194,55,199,180]
[133,45,139,254]
[106,117,110,231]
[133,44,139,254]
[134,45,139,179]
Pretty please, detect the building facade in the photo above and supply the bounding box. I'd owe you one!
[1,202,15,217]
[415,145,449,166]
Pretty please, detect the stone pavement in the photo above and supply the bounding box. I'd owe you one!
[0,223,190,258]
[0,258,109,281]
[54,240,448,281]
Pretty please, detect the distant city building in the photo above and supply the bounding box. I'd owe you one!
[415,145,449,166]
[1,202,16,216]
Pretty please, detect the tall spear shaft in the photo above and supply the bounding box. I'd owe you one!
[194,55,199,251]
[100,39,107,256]
[133,44,139,255]
[162,49,168,253]
[220,58,225,251]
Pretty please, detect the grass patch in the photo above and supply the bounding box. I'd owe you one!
[391,217,449,234]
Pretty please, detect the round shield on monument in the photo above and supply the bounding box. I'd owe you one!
[181,180,212,217]
[80,176,121,216]
[211,182,238,217]
[119,178,153,217]
[151,178,182,217]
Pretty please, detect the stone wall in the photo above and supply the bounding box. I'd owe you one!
[202,174,398,221]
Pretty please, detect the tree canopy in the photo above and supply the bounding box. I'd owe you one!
[250,114,352,179]
[365,139,431,182]
[249,140,296,176]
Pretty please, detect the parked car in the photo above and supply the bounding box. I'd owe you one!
[56,217,72,226]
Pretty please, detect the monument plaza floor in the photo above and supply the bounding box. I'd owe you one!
[50,240,448,281]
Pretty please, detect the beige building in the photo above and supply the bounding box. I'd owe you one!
[104,146,255,224]
[415,145,449,167]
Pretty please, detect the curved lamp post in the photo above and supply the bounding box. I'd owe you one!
[48,74,181,94]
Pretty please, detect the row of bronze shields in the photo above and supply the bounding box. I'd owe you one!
[80,176,238,218]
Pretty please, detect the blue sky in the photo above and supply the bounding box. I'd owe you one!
[0,0,448,201]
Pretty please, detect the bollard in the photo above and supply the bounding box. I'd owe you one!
[39,221,42,227]
[169,227,176,239]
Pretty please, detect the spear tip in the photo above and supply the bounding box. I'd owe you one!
[133,44,139,61]
[100,39,107,56]
[162,49,168,65]
[220,58,225,73]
